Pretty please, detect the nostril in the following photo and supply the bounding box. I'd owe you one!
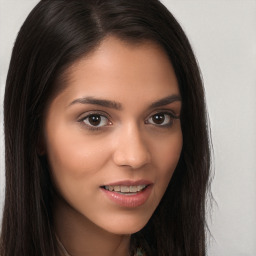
[113,147,151,169]
[112,127,151,168]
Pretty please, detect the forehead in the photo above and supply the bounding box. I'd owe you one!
[54,36,180,107]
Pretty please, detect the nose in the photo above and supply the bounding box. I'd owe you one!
[112,124,151,169]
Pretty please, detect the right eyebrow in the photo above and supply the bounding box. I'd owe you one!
[68,96,123,110]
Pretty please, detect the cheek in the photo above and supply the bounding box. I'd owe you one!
[161,135,182,172]
[152,129,183,194]
[45,133,113,216]
[44,123,111,192]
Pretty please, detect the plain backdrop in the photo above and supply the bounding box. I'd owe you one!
[0,1,256,255]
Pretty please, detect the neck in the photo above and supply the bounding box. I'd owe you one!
[53,196,131,256]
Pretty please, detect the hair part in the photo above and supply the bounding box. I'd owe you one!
[1,0,212,255]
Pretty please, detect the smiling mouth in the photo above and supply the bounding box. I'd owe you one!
[101,185,148,195]
[100,182,152,207]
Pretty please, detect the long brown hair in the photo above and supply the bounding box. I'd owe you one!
[1,0,211,255]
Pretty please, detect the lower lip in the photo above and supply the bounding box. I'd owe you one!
[101,185,152,208]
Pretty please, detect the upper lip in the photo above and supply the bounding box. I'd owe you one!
[101,179,153,186]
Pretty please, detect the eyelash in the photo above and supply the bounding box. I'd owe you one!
[145,111,179,128]
[78,111,112,131]
[78,111,179,131]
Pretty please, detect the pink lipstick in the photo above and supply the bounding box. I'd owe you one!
[100,180,152,208]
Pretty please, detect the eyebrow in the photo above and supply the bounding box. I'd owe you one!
[149,95,182,108]
[68,94,181,110]
[69,97,122,110]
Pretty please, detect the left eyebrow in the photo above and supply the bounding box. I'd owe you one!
[149,95,182,109]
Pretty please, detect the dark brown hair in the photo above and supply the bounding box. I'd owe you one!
[1,0,211,255]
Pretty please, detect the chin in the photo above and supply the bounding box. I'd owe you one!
[100,213,152,235]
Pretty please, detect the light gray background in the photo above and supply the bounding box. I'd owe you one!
[0,1,256,255]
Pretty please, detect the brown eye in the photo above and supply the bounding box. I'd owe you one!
[152,113,165,124]
[146,112,174,127]
[83,114,109,127]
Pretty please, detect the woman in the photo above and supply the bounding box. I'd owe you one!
[0,0,211,255]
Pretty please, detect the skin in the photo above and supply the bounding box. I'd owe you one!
[43,36,183,256]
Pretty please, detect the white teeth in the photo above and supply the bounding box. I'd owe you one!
[104,185,147,193]
[138,185,146,191]
[130,186,137,193]
[121,186,130,192]
[114,185,120,192]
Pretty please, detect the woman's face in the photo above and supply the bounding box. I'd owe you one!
[43,36,182,235]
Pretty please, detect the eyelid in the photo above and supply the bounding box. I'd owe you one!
[145,110,180,127]
[146,109,180,120]
[77,110,112,122]
[77,110,113,131]
[76,109,180,131]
